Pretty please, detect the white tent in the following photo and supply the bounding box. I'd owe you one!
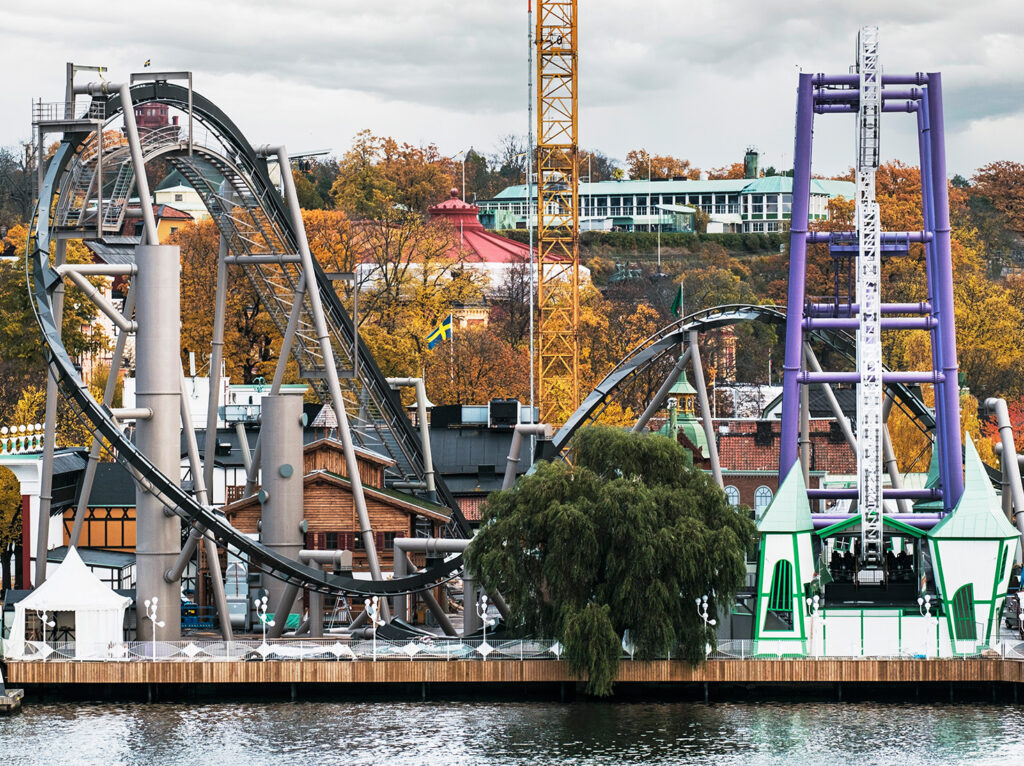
[4,547,132,659]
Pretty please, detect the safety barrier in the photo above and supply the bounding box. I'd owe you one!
[5,637,1023,663]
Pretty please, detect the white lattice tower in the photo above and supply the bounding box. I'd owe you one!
[856,26,884,562]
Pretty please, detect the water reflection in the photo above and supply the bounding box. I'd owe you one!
[1,699,1023,765]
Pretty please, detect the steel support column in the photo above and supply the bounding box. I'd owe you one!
[134,244,182,641]
[779,73,815,479]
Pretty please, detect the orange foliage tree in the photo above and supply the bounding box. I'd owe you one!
[624,149,699,181]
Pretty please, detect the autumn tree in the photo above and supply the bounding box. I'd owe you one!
[624,149,699,181]
[707,162,746,180]
[424,326,528,406]
[972,161,1024,233]
[170,220,279,383]
[331,130,456,217]
[0,225,108,429]
[0,467,20,591]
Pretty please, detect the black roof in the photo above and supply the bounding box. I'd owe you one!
[87,462,137,506]
[47,545,135,569]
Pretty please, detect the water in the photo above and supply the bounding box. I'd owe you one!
[1,699,1023,764]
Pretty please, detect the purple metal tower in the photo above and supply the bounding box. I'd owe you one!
[779,34,963,542]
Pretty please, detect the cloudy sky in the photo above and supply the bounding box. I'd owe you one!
[1,0,1022,178]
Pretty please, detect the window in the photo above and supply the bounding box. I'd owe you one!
[765,559,794,630]
[950,584,977,640]
[724,485,740,507]
[754,486,773,516]
[751,222,765,232]
[169,226,178,235]
[766,195,779,215]
[751,195,764,214]
[782,193,793,215]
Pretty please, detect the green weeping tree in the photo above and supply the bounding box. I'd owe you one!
[466,426,756,696]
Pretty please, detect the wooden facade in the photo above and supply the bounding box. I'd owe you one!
[220,439,451,575]
[61,506,136,551]
[8,658,1024,687]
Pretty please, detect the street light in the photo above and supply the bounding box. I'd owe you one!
[477,594,497,659]
[695,595,717,658]
[918,595,936,657]
[256,594,275,648]
[805,595,824,656]
[143,597,166,661]
[36,609,55,653]
[364,595,385,661]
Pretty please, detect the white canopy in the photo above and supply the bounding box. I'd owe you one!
[5,547,132,659]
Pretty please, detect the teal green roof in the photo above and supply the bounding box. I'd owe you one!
[486,177,856,203]
[914,446,944,511]
[743,176,791,194]
[810,179,857,198]
[930,435,1018,540]
[668,369,697,396]
[757,464,813,533]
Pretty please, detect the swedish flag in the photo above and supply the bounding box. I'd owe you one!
[144,59,151,68]
[426,314,453,349]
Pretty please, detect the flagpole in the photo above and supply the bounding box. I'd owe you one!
[449,315,455,397]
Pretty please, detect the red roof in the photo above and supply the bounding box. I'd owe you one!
[717,419,858,473]
[429,188,537,264]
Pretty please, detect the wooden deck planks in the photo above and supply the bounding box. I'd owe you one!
[6,659,1024,686]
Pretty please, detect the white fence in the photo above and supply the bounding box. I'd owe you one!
[4,636,1023,663]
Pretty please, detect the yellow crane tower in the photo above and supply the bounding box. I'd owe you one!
[535,0,580,426]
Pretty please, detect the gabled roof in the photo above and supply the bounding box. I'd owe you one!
[304,436,396,468]
[757,464,813,533]
[930,435,1019,540]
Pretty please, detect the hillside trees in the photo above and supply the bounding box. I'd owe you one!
[0,225,108,435]
[466,426,756,696]
[624,149,699,181]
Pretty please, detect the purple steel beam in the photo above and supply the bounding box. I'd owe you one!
[780,73,815,480]
[812,73,930,87]
[806,231,932,244]
[927,73,964,508]
[808,488,941,500]
[917,85,948,504]
[800,371,945,385]
[802,317,936,331]
[813,516,938,530]
[815,102,919,114]
[807,302,932,316]
[813,87,923,102]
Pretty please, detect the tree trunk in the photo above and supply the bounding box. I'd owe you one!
[1,547,12,592]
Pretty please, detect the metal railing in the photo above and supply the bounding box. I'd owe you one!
[0,423,45,455]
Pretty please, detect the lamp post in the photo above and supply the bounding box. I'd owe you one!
[364,595,385,661]
[805,595,824,656]
[918,594,935,656]
[143,597,166,660]
[695,595,717,658]
[477,594,497,658]
[256,594,275,648]
[36,609,55,654]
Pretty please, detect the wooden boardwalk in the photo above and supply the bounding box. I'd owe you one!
[6,658,1024,686]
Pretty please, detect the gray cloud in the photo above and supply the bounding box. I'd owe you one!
[1,0,1022,175]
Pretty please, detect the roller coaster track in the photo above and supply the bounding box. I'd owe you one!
[29,81,468,596]
[552,303,936,453]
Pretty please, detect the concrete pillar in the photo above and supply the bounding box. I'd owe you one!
[260,393,305,622]
[135,245,183,642]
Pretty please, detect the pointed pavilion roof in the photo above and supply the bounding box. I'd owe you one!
[914,445,944,512]
[667,369,697,397]
[757,464,813,533]
[930,435,1018,539]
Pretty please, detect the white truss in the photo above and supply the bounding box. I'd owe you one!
[856,26,884,561]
